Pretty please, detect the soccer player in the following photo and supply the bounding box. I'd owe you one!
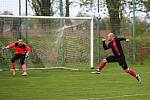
[94,33,141,82]
[3,39,30,76]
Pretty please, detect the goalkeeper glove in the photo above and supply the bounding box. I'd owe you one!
[2,47,7,50]
[25,53,29,58]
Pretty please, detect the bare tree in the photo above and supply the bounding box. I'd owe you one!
[102,0,150,34]
[128,0,150,16]
[106,0,121,34]
[28,0,54,16]
[65,0,70,17]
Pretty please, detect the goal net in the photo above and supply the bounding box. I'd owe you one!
[0,15,94,71]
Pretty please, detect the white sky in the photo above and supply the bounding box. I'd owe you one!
[0,0,108,17]
[0,0,148,20]
[0,0,79,16]
[0,0,19,15]
[0,0,33,15]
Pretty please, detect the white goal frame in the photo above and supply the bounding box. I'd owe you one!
[0,15,94,69]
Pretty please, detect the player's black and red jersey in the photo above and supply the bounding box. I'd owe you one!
[103,37,126,56]
[6,42,30,54]
[103,37,128,70]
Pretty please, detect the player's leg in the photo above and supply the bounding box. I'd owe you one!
[125,68,141,82]
[20,54,27,76]
[95,56,118,73]
[96,59,107,73]
[119,56,141,82]
[11,54,19,76]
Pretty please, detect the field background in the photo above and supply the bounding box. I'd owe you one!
[0,62,149,100]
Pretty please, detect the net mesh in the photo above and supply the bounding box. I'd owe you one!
[0,16,92,70]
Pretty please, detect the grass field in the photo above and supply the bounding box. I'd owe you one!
[0,63,150,100]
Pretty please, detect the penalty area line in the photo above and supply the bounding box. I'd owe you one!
[79,93,150,100]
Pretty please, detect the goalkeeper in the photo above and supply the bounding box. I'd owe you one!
[94,33,141,82]
[3,39,30,76]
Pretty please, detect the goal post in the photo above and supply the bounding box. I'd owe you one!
[0,15,94,71]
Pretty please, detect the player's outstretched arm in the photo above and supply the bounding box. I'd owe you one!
[5,42,15,49]
[102,38,110,50]
[102,38,106,42]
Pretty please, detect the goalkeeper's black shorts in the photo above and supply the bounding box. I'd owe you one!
[106,55,128,70]
[11,54,26,65]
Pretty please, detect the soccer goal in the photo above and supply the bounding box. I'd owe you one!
[0,15,94,71]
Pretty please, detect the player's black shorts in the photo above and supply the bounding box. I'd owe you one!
[11,54,25,65]
[106,55,128,70]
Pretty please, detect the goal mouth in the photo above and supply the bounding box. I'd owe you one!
[0,15,94,71]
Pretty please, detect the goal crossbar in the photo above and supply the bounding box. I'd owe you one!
[0,15,94,68]
[0,15,93,20]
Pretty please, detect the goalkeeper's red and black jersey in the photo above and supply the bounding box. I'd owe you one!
[7,42,30,54]
[103,37,126,56]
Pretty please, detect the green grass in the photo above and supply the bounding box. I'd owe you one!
[0,63,150,100]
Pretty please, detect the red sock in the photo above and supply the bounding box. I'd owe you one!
[97,60,107,71]
[127,68,137,78]
[12,63,16,71]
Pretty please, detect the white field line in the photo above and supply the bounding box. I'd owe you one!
[79,93,150,100]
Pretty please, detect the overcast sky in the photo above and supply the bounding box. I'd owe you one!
[0,0,79,16]
[0,0,148,20]
[0,0,21,15]
[0,0,33,15]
